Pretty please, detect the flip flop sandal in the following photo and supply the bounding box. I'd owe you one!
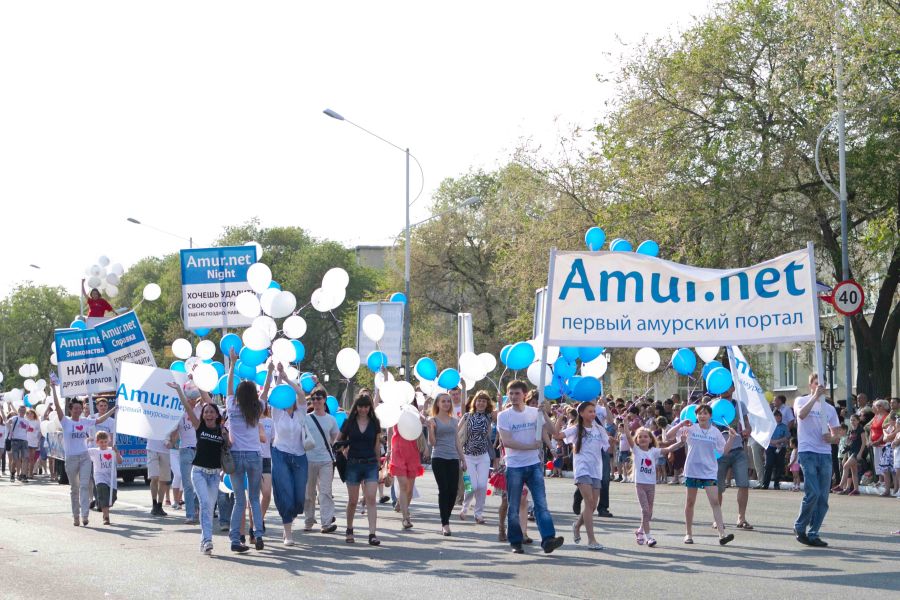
[736,521,754,530]
[345,528,355,544]
[683,535,694,544]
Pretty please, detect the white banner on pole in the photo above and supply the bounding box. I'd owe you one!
[115,362,188,440]
[180,246,258,329]
[54,328,116,397]
[544,247,818,347]
[356,302,404,367]
[727,345,777,448]
[458,313,474,358]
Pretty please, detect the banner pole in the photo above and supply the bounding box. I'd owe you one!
[807,242,826,388]
[537,248,558,403]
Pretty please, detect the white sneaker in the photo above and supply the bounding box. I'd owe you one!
[587,542,604,551]
[571,521,581,544]
[202,542,213,555]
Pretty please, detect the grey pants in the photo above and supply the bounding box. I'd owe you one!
[749,439,765,481]
[65,453,93,519]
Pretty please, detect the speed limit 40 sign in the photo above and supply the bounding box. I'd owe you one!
[831,279,865,316]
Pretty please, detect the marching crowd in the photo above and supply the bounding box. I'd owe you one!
[3,364,900,555]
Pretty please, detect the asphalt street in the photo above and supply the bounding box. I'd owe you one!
[1,472,897,599]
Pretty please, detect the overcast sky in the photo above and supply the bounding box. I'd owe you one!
[0,0,712,296]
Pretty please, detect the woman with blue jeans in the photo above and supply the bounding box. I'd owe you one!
[170,383,227,555]
[175,385,212,526]
[269,363,310,546]
[337,392,382,546]
[225,348,268,553]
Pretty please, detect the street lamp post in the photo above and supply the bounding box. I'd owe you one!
[324,108,477,382]
[820,323,845,403]
[126,217,193,248]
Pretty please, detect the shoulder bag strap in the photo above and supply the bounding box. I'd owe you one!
[310,414,335,463]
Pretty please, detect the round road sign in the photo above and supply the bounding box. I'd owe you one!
[831,279,864,316]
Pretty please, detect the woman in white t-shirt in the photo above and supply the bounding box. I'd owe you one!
[667,404,737,546]
[622,425,683,547]
[555,401,608,551]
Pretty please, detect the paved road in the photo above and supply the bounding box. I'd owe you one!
[1,472,897,599]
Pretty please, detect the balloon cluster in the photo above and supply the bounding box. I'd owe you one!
[84,256,125,298]
[374,379,421,441]
[411,351,496,398]
[584,226,659,257]
[516,344,606,402]
[310,267,350,313]
[235,258,299,321]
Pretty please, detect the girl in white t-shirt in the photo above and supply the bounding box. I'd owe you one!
[666,404,738,546]
[623,425,683,547]
[555,401,609,551]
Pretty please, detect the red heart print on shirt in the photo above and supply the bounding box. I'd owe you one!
[644,458,652,467]
[27,426,34,433]
[103,453,113,460]
[75,425,84,431]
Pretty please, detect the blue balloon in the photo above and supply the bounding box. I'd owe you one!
[701,360,723,382]
[566,376,582,397]
[192,328,211,337]
[254,369,269,386]
[553,356,577,380]
[635,240,660,257]
[291,340,306,364]
[217,374,239,396]
[499,344,513,366]
[505,342,535,370]
[219,333,243,356]
[240,346,269,367]
[236,361,257,380]
[572,376,602,401]
[610,238,633,252]
[710,398,736,427]
[326,395,339,414]
[578,347,604,363]
[170,360,186,373]
[389,292,407,304]
[672,348,697,376]
[211,361,226,378]
[367,351,388,373]
[706,367,734,395]
[584,226,607,251]
[268,281,281,290]
[268,384,296,410]
[299,372,316,393]
[544,383,562,400]
[334,411,347,429]
[680,404,698,423]
[437,368,461,390]
[415,357,438,381]
[24,394,31,408]
[70,320,87,330]
[559,347,579,362]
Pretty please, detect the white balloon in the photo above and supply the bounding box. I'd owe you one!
[379,379,401,404]
[89,265,102,277]
[252,315,278,340]
[105,273,120,286]
[361,314,385,343]
[196,340,217,360]
[394,381,416,405]
[259,288,280,316]
[418,379,435,395]
[374,370,395,389]
[34,379,46,391]
[235,292,261,319]
[397,410,422,441]
[172,338,193,360]
[322,267,350,291]
[50,354,58,365]
[110,263,124,276]
[98,255,110,267]
[581,355,608,378]
[87,276,102,289]
[24,379,35,392]
[272,338,297,363]
[270,291,297,319]
[695,346,721,363]
[184,357,201,373]
[477,352,497,374]
[284,366,300,381]
[244,241,263,260]
[325,286,346,310]
[51,342,56,353]
[310,288,330,312]
[526,362,552,387]
[193,364,219,392]
[463,377,478,391]
[335,348,360,379]
[635,347,661,373]
[30,390,47,404]
[29,364,39,378]
[546,346,561,363]
[18,365,29,377]
[143,283,162,302]
[0,372,3,384]
[458,352,482,380]
[40,421,50,436]
[247,263,273,294]
[375,402,402,428]
[242,327,271,351]
[106,284,119,298]
[283,315,307,339]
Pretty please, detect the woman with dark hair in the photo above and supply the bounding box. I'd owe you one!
[225,348,268,553]
[169,382,228,555]
[428,393,466,536]
[337,391,382,545]
[80,279,116,318]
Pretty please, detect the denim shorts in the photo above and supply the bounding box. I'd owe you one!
[575,475,602,490]
[717,448,749,493]
[262,458,272,474]
[618,451,631,464]
[345,460,379,485]
[685,477,717,489]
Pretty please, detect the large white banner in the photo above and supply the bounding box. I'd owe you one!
[356,302,404,367]
[544,247,818,347]
[180,246,258,329]
[115,362,188,440]
[728,345,777,448]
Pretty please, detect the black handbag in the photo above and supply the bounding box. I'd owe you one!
[332,440,350,483]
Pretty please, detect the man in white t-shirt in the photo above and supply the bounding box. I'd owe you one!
[793,373,841,547]
[497,380,563,555]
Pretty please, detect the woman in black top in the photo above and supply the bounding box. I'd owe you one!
[336,392,382,545]
[169,382,227,555]
[836,413,867,495]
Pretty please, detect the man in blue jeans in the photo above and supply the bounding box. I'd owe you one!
[498,380,564,554]
[794,373,840,547]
